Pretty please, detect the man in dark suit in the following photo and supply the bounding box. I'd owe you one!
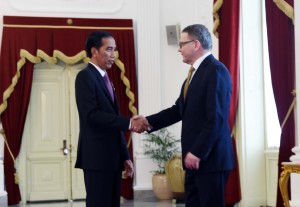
[144,24,235,206]
[75,30,149,207]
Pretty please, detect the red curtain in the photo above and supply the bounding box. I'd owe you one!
[213,0,241,205]
[265,1,295,207]
[0,62,34,205]
[0,16,137,205]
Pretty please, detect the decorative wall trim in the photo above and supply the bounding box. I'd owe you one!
[8,0,124,14]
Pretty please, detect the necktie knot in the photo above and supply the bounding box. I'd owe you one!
[188,66,195,76]
[183,66,195,99]
[104,73,114,102]
[103,73,109,83]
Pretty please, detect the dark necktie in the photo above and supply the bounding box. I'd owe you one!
[103,73,114,102]
[183,66,195,99]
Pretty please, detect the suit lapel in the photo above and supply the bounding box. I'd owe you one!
[89,65,118,112]
[182,55,214,109]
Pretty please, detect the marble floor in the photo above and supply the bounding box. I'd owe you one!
[1,200,183,207]
[0,191,185,207]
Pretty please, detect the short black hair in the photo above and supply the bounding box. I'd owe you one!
[85,30,113,58]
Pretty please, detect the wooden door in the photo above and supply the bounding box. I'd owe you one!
[21,60,86,202]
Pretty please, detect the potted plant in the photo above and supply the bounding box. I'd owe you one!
[143,128,180,200]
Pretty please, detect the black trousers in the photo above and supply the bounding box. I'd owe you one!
[83,170,122,207]
[184,171,230,207]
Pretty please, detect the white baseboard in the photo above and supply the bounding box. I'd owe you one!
[0,160,5,198]
[133,184,152,191]
[0,195,7,207]
[290,200,300,207]
[0,191,7,197]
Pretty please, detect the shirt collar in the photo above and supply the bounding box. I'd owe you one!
[192,52,211,70]
[89,62,106,77]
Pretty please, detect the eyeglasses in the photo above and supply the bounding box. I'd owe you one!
[178,40,195,48]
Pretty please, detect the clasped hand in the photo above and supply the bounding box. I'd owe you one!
[130,115,152,133]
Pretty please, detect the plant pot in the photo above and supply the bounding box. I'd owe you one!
[165,154,185,199]
[152,174,173,200]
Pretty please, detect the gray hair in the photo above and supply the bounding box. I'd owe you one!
[182,24,212,50]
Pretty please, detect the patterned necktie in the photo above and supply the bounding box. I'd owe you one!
[183,66,195,99]
[103,73,114,102]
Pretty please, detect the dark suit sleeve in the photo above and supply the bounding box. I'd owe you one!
[76,70,130,131]
[146,97,182,131]
[121,135,130,161]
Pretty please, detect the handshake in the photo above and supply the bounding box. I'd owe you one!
[130,115,152,133]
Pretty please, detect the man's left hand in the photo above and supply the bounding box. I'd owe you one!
[184,152,201,170]
[124,160,134,178]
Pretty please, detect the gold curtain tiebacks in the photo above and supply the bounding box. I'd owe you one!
[213,0,223,38]
[281,89,296,129]
[273,0,294,24]
[114,51,138,152]
[0,129,19,184]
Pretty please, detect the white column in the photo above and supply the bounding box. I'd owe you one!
[239,0,267,206]
[133,0,162,190]
[290,1,300,207]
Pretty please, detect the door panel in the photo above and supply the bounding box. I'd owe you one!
[23,61,86,202]
[28,159,68,201]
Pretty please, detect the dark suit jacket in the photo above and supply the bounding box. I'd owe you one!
[75,63,130,172]
[147,54,234,173]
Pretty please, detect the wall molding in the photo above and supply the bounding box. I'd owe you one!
[8,0,124,14]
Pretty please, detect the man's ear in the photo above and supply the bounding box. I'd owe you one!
[91,48,98,57]
[195,40,203,51]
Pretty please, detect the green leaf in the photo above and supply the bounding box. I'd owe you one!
[142,128,180,174]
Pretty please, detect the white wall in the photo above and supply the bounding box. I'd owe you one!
[0,0,277,206]
[291,1,300,206]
